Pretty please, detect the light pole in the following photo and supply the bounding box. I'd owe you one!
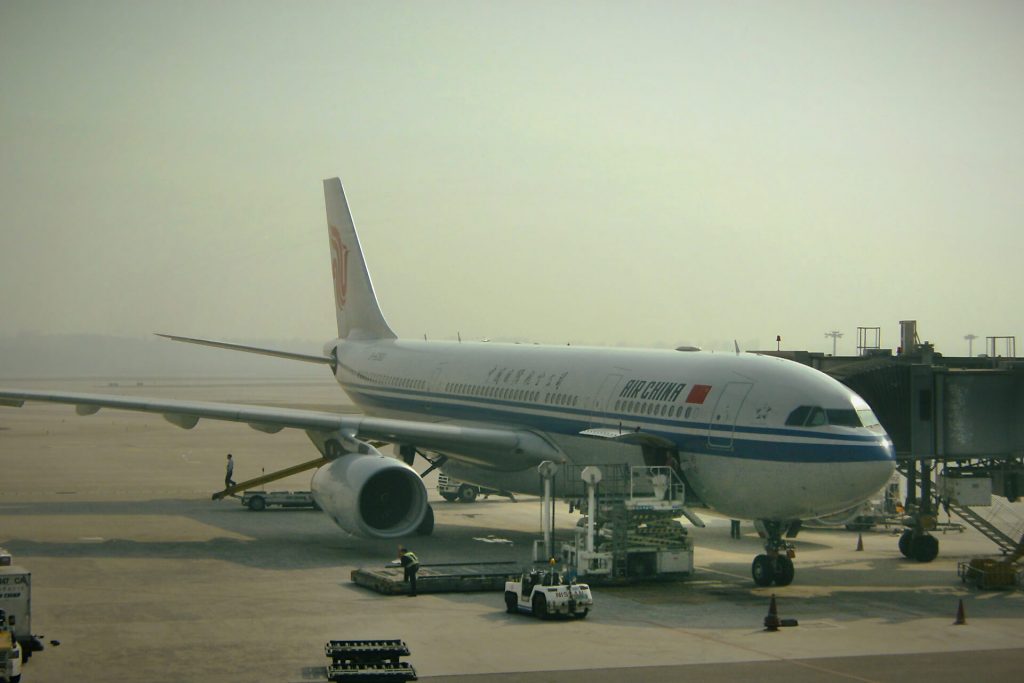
[964,334,977,357]
[825,330,843,356]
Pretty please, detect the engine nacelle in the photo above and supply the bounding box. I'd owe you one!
[310,453,428,538]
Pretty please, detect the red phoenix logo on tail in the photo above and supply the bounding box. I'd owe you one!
[329,225,349,310]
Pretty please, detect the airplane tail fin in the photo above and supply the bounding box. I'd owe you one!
[323,178,397,341]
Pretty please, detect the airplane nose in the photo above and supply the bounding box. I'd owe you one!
[867,437,897,487]
[829,437,895,513]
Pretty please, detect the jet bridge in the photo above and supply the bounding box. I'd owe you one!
[760,322,1024,562]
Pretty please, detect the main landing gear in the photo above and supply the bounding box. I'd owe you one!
[751,520,798,587]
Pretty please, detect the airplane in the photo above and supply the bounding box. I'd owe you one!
[0,177,895,587]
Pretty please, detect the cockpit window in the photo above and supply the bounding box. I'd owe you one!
[825,409,861,428]
[806,406,827,426]
[784,406,811,426]
[857,408,882,429]
[786,405,868,428]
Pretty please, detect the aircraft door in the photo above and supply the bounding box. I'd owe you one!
[426,362,448,411]
[707,382,752,449]
[590,373,623,427]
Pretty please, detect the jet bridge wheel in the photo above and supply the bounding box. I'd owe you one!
[910,534,939,562]
[898,530,938,562]
[898,530,913,558]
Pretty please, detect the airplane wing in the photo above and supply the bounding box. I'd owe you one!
[154,333,336,367]
[0,388,561,470]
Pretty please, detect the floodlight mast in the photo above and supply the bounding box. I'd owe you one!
[825,330,844,356]
[964,334,977,357]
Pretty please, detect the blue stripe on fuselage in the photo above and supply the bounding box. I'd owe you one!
[340,383,893,464]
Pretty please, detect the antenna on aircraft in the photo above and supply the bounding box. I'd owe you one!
[458,332,462,343]
[734,340,740,355]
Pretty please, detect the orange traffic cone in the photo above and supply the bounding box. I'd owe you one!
[954,599,967,625]
[764,594,780,632]
[856,533,864,551]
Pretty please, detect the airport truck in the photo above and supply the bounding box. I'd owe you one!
[437,474,514,503]
[504,566,592,619]
[240,490,320,511]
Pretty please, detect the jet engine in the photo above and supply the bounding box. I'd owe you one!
[310,453,428,538]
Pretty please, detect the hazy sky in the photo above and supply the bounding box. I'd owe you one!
[2,1,1022,357]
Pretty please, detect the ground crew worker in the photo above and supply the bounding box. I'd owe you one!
[225,453,236,489]
[398,546,419,597]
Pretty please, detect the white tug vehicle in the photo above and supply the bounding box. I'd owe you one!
[504,562,593,619]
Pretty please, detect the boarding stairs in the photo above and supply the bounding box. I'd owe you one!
[947,501,1024,556]
[212,456,329,500]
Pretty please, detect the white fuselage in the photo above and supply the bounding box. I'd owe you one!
[329,338,895,522]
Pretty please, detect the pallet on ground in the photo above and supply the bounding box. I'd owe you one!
[323,639,416,682]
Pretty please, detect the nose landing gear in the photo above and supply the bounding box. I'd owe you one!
[752,520,797,587]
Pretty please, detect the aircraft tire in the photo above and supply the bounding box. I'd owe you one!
[532,593,549,619]
[505,592,518,614]
[911,534,939,562]
[774,556,795,587]
[458,485,478,503]
[752,554,775,587]
[898,530,913,558]
[248,496,266,512]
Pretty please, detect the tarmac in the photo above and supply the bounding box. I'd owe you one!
[1,377,1022,682]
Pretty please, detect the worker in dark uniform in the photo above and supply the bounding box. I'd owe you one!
[398,546,419,597]
[225,453,236,489]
